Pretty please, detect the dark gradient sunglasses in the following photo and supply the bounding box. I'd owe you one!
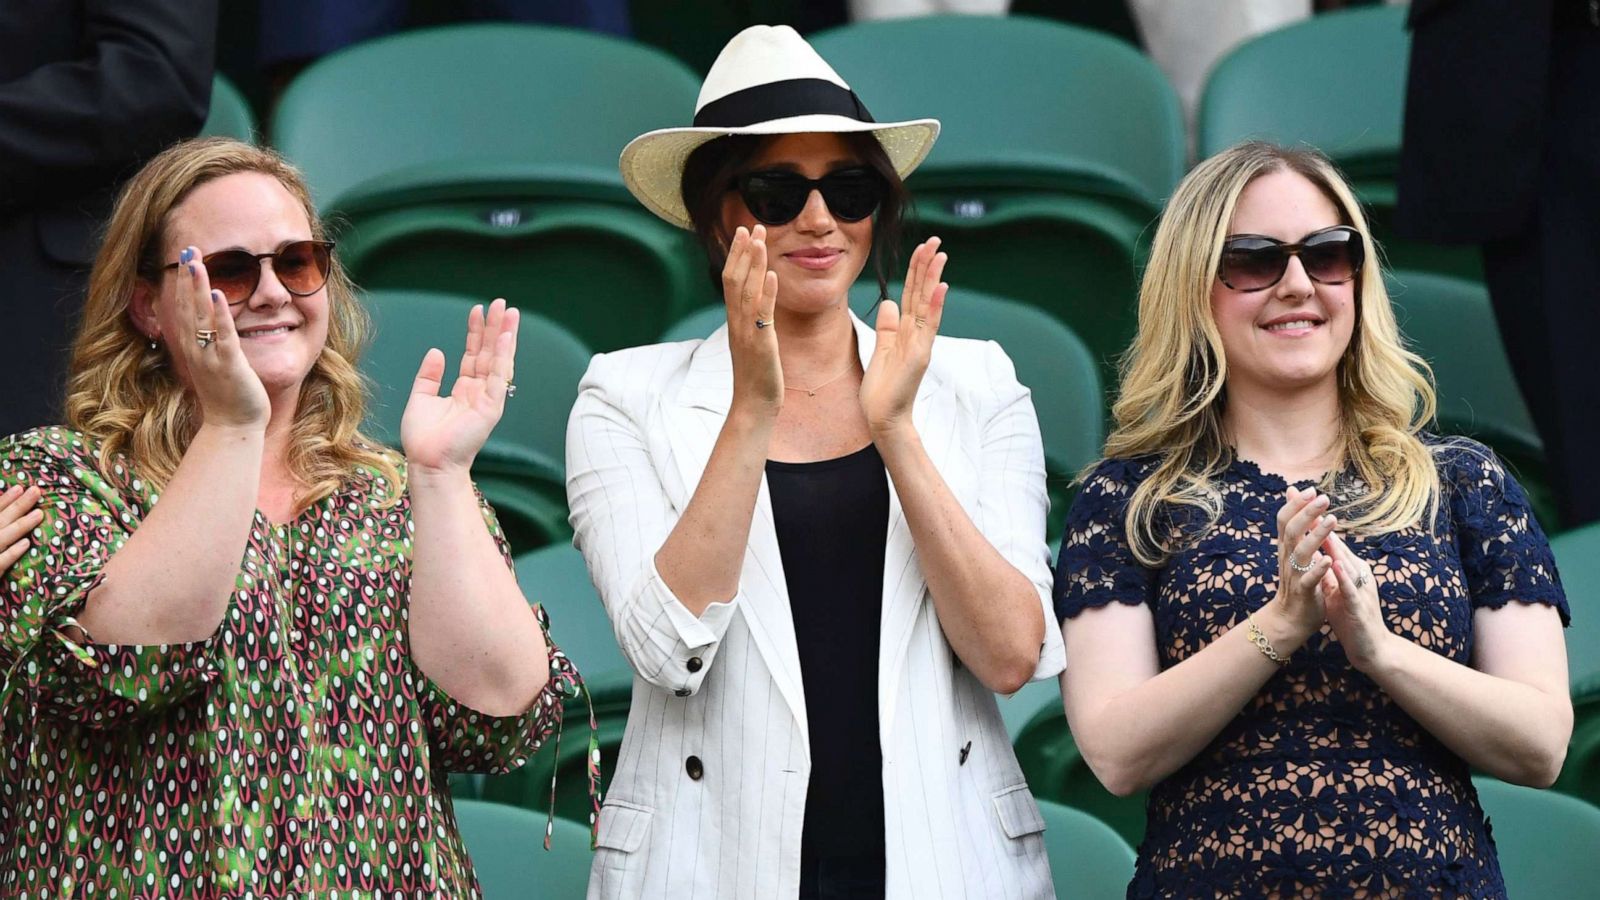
[734,167,885,226]
[164,240,335,306]
[1217,226,1364,292]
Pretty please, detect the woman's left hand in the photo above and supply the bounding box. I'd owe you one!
[860,237,948,438]
[1319,531,1395,672]
[402,298,518,477]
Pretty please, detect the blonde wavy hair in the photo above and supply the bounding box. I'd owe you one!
[65,137,400,505]
[1105,141,1439,566]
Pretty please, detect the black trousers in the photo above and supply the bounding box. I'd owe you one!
[0,213,86,438]
[1482,18,1600,529]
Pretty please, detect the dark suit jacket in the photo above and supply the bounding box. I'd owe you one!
[0,0,216,432]
[1394,0,1554,243]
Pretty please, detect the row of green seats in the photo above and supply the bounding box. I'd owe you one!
[209,9,1485,359]
[452,795,1137,898]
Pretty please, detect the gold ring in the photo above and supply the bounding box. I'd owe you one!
[196,329,219,349]
[914,316,927,328]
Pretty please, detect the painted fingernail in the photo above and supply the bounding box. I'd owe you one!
[211,290,223,303]
[179,247,194,264]
[187,263,196,276]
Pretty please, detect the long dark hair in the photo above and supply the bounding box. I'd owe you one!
[679,131,910,301]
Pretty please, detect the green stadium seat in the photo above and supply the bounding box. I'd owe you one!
[481,691,628,827]
[1550,522,1600,808]
[809,15,1185,379]
[273,24,705,351]
[1198,5,1477,280]
[359,289,591,549]
[1001,678,1064,742]
[1038,798,1138,898]
[1556,716,1600,809]
[200,74,256,142]
[1472,777,1600,897]
[1382,270,1555,529]
[482,544,634,825]
[517,545,632,696]
[1014,703,1147,848]
[452,798,594,898]
[1551,523,1600,699]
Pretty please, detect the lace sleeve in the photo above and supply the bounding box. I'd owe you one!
[1053,458,1159,621]
[1442,443,1569,624]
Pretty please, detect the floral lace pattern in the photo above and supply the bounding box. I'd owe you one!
[1055,439,1568,899]
[0,428,589,898]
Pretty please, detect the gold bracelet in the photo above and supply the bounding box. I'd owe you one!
[1246,615,1290,667]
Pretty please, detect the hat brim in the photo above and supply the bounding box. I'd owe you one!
[620,115,941,230]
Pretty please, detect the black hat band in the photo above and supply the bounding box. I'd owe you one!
[692,78,876,129]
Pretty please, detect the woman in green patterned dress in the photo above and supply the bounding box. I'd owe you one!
[0,137,584,898]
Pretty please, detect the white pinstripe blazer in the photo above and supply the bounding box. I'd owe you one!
[565,313,1065,899]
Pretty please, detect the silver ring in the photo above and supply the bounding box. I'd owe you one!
[196,329,218,349]
[505,382,517,399]
[1287,553,1313,573]
[755,318,770,330]
[1353,573,1369,590]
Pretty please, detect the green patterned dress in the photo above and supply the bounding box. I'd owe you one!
[0,427,590,898]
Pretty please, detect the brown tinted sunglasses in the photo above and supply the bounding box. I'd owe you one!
[164,240,335,306]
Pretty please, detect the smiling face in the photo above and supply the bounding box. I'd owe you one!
[1209,168,1358,398]
[136,171,331,401]
[719,132,876,314]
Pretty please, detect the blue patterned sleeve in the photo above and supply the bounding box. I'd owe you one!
[1441,442,1569,625]
[1053,458,1159,622]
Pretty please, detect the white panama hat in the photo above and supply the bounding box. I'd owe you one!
[619,24,941,230]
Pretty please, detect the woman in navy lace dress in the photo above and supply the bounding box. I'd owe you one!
[1054,142,1573,898]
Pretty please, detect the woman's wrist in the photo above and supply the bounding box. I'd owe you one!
[1257,597,1320,655]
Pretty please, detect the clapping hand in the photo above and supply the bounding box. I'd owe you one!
[1319,531,1392,672]
[401,298,517,477]
[859,236,948,436]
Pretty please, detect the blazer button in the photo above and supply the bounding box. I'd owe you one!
[686,656,703,673]
[674,688,691,697]
[686,755,704,781]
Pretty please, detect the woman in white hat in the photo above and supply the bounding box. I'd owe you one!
[566,24,1063,900]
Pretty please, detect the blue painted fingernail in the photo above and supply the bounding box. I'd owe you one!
[180,247,194,264]
[187,263,196,276]
[211,290,223,302]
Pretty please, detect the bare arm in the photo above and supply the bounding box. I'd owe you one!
[1323,533,1571,786]
[654,225,783,612]
[862,239,1048,693]
[78,254,267,645]
[1063,487,1336,795]
[404,300,547,717]
[876,423,1044,694]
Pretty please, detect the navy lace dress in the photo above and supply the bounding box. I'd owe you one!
[1054,440,1569,899]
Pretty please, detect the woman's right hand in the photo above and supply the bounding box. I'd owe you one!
[721,225,783,416]
[1267,486,1337,640]
[174,247,270,430]
[0,484,43,573]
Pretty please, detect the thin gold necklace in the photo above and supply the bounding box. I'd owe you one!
[784,362,857,397]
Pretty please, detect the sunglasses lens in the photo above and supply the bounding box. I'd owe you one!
[276,241,332,295]
[739,175,808,226]
[205,251,260,305]
[1301,232,1361,285]
[819,170,883,222]
[1219,245,1289,291]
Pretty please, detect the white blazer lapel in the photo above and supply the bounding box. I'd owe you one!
[662,325,810,740]
[852,314,976,735]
